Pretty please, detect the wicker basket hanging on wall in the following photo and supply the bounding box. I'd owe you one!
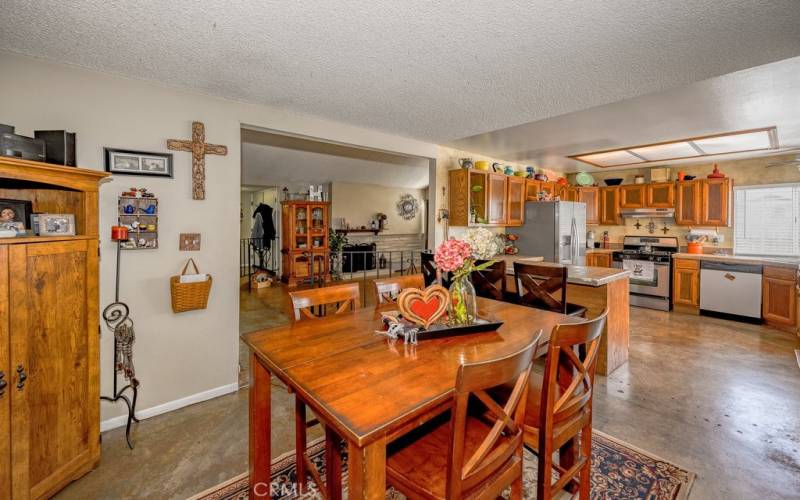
[170,258,212,313]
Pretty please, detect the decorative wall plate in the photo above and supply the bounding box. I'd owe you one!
[397,285,449,329]
[397,194,419,220]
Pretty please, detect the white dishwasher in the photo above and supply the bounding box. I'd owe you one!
[699,261,763,320]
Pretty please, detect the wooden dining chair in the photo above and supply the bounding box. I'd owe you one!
[421,251,451,288]
[386,334,541,499]
[372,274,424,305]
[513,262,587,317]
[289,282,360,321]
[526,311,607,500]
[287,282,360,497]
[471,259,508,302]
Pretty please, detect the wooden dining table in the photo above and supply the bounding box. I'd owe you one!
[242,297,580,499]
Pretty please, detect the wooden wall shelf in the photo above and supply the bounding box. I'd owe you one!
[335,229,382,235]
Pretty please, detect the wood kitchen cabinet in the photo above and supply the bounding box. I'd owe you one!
[539,181,556,198]
[701,178,731,226]
[647,182,675,208]
[600,187,621,225]
[762,265,798,331]
[0,158,106,499]
[675,180,701,225]
[557,184,578,202]
[619,184,646,208]
[586,252,612,268]
[505,176,525,226]
[673,258,700,308]
[579,187,600,225]
[487,173,507,225]
[525,179,541,201]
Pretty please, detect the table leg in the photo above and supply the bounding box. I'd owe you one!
[325,428,343,500]
[249,353,271,498]
[348,436,386,499]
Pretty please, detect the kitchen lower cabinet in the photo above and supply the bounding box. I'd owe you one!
[586,252,612,268]
[673,258,700,308]
[762,265,798,331]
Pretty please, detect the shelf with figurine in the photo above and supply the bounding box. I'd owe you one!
[117,187,158,250]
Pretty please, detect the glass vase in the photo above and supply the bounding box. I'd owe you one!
[449,275,477,326]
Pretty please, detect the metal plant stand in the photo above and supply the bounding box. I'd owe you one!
[100,240,140,449]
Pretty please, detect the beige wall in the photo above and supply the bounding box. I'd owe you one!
[331,182,426,235]
[570,154,800,249]
[0,51,437,427]
[434,146,565,243]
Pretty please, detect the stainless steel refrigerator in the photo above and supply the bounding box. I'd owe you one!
[515,201,586,265]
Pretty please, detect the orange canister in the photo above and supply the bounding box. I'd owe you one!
[687,242,703,254]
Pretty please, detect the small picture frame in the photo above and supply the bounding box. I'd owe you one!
[105,148,174,177]
[0,198,33,230]
[38,213,76,236]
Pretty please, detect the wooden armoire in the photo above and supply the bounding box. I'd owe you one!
[280,200,330,286]
[0,157,108,499]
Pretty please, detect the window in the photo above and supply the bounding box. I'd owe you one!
[734,184,800,257]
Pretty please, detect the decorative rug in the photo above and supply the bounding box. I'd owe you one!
[190,431,694,500]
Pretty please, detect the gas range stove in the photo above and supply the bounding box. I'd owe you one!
[611,236,680,311]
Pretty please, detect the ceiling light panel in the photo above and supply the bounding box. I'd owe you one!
[692,130,773,155]
[575,150,644,167]
[628,141,698,161]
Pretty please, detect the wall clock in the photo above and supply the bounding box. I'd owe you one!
[397,194,419,220]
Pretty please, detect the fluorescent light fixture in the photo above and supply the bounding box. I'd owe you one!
[569,127,778,168]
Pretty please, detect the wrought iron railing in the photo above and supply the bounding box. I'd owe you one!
[240,237,280,279]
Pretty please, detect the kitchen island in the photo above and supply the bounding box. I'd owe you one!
[501,257,631,375]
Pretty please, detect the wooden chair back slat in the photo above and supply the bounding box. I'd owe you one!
[514,262,569,314]
[471,259,506,301]
[372,274,424,305]
[421,251,451,288]
[445,333,541,498]
[289,283,360,321]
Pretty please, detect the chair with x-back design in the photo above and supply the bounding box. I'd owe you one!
[514,262,587,317]
[385,333,541,499]
[372,274,424,306]
[471,259,509,302]
[287,282,360,498]
[528,311,607,499]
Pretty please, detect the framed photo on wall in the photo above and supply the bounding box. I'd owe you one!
[104,148,174,177]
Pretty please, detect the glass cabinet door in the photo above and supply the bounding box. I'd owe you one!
[294,205,308,249]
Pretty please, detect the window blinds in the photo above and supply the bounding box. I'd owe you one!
[734,184,800,256]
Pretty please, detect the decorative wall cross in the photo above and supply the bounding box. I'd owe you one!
[167,121,228,200]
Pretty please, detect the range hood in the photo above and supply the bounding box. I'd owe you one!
[620,208,675,218]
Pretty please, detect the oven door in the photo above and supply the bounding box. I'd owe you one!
[613,259,671,297]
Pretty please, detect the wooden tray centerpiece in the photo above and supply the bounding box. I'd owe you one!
[378,284,503,344]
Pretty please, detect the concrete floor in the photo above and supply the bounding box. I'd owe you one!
[57,286,800,499]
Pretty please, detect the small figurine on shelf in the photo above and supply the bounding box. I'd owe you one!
[707,163,726,178]
[502,233,519,255]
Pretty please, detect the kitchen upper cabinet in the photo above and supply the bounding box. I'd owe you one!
[701,178,731,226]
[619,185,646,208]
[762,266,797,330]
[579,187,600,225]
[525,179,541,201]
[673,258,700,307]
[557,184,578,202]
[647,182,675,208]
[506,176,525,226]
[487,173,507,225]
[675,181,701,225]
[600,187,621,225]
[540,181,556,198]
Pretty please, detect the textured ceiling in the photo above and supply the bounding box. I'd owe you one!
[1,1,799,144]
[242,130,429,188]
[451,56,800,172]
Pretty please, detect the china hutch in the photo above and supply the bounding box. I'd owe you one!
[0,157,107,499]
[280,200,330,286]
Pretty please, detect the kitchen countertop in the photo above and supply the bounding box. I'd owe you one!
[499,255,630,287]
[672,252,800,269]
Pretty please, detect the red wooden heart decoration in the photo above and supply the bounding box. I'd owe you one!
[398,285,449,329]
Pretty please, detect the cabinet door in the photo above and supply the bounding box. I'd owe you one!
[673,261,699,306]
[619,185,646,208]
[0,246,9,500]
[701,178,730,226]
[675,181,701,225]
[540,182,556,197]
[487,174,507,224]
[506,177,525,226]
[646,183,675,208]
[9,240,99,500]
[762,268,797,326]
[525,179,541,201]
[600,187,620,225]
[585,254,596,266]
[595,253,611,267]
[578,187,600,225]
[469,171,489,224]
